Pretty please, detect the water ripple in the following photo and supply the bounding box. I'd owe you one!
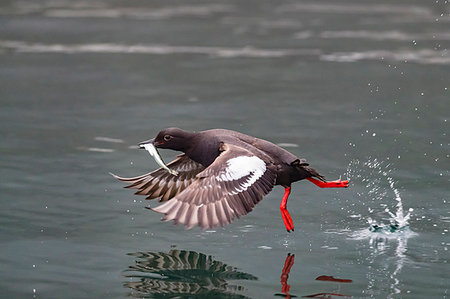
[0,40,321,58]
[321,49,450,65]
[320,30,450,41]
[0,3,234,19]
[94,136,124,143]
[277,3,432,16]
[2,40,448,65]
[44,5,234,19]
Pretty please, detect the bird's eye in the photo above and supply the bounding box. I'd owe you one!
[163,135,172,141]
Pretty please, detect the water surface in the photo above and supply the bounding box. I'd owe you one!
[1,0,449,298]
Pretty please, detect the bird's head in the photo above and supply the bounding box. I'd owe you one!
[139,127,193,152]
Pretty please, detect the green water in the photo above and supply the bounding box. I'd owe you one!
[1,0,448,298]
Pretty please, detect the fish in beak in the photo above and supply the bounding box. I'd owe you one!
[138,139,178,176]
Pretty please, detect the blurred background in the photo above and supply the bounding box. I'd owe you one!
[1,0,448,298]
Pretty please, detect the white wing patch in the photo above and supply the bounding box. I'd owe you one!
[217,156,266,194]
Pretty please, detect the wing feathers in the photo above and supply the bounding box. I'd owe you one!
[112,154,205,202]
[118,143,277,230]
[175,202,189,225]
[198,205,208,229]
[185,205,198,230]
[151,199,177,215]
[222,198,237,220]
[164,201,182,222]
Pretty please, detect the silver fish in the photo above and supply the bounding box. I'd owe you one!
[140,143,179,176]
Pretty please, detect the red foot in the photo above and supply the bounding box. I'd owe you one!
[307,177,349,188]
[281,209,294,232]
[303,293,351,298]
[280,187,294,232]
[281,253,295,295]
[316,275,352,283]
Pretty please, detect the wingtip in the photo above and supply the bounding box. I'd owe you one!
[146,206,172,223]
[109,172,127,181]
[184,223,196,230]
[146,206,163,214]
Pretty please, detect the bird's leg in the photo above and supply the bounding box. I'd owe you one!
[306,177,349,188]
[280,187,294,232]
[280,253,295,296]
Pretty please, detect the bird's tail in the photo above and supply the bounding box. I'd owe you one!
[293,159,326,182]
[303,166,326,182]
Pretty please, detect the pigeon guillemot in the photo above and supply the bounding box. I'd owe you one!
[112,127,348,232]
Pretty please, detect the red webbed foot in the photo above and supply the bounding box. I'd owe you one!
[281,208,294,232]
[307,177,349,188]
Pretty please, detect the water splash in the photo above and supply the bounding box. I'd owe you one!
[345,159,417,298]
[384,177,414,229]
[346,159,415,238]
[366,177,414,236]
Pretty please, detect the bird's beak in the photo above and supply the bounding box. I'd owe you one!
[138,138,154,149]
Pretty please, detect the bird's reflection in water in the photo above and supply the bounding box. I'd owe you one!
[303,274,352,298]
[124,249,257,298]
[276,253,296,298]
[275,253,352,299]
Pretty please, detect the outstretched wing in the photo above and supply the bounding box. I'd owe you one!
[151,143,277,229]
[111,154,205,202]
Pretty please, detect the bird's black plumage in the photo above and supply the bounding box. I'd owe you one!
[113,127,347,230]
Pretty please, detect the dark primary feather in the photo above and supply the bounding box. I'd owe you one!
[151,143,277,229]
[110,154,205,202]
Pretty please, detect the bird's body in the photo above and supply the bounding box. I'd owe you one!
[113,127,348,231]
